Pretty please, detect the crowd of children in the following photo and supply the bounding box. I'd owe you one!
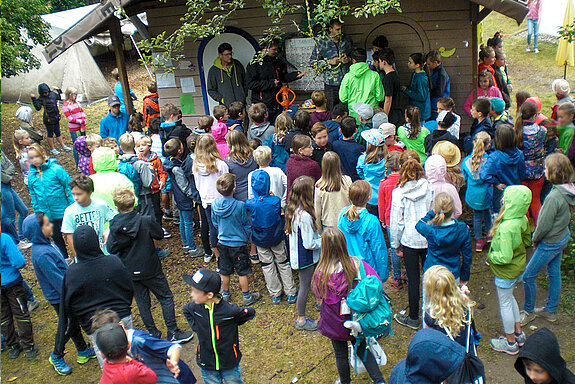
[3,37,575,384]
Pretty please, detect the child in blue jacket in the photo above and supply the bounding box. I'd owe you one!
[246,170,296,304]
[402,53,431,121]
[1,232,37,360]
[22,213,95,375]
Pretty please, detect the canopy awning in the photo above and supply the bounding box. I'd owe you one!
[470,0,529,24]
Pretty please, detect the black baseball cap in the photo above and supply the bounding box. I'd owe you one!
[182,268,221,294]
[107,95,121,107]
[95,323,128,357]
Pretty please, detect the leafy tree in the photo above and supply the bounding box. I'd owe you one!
[50,0,88,13]
[1,0,51,77]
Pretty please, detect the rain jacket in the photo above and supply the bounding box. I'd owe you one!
[309,34,353,87]
[163,155,201,211]
[397,124,429,163]
[142,92,160,128]
[416,210,472,282]
[28,158,73,220]
[245,170,284,248]
[211,196,251,247]
[192,159,229,208]
[356,154,386,206]
[114,81,137,113]
[532,184,575,244]
[247,121,274,142]
[429,64,450,112]
[118,153,154,196]
[212,122,231,159]
[378,173,400,226]
[424,155,462,218]
[390,178,434,249]
[424,129,459,156]
[100,110,129,142]
[247,166,287,208]
[73,135,91,175]
[324,120,343,143]
[22,214,68,304]
[90,147,136,209]
[338,207,389,281]
[558,122,575,154]
[31,83,61,125]
[139,151,168,194]
[207,58,246,107]
[246,53,299,109]
[0,233,25,289]
[463,86,502,117]
[62,225,133,333]
[461,153,492,211]
[288,208,321,269]
[489,185,532,280]
[480,148,526,188]
[515,328,575,384]
[519,121,547,180]
[159,120,192,158]
[404,71,431,121]
[225,156,258,201]
[338,62,384,121]
[1,152,15,184]
[263,135,289,172]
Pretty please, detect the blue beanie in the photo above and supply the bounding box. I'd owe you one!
[490,97,505,113]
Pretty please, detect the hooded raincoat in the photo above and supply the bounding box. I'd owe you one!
[73,135,92,175]
[425,155,462,219]
[31,83,61,125]
[211,196,251,247]
[248,121,275,142]
[28,158,73,220]
[338,62,384,121]
[245,170,284,248]
[212,122,231,159]
[90,147,136,209]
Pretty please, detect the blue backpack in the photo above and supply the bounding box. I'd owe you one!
[347,258,393,339]
[263,136,289,173]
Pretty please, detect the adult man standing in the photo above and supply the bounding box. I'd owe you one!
[339,48,385,122]
[207,43,247,106]
[100,95,129,142]
[310,19,353,111]
[246,39,304,123]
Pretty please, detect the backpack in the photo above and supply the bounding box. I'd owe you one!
[346,258,393,339]
[118,157,142,195]
[266,136,289,173]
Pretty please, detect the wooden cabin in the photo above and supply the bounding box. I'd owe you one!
[43,0,528,129]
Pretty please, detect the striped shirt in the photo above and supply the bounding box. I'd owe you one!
[62,101,86,131]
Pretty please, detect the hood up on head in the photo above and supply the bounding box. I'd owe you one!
[424,154,447,184]
[73,225,104,261]
[251,169,271,198]
[38,83,50,95]
[502,185,531,220]
[22,213,51,245]
[92,147,119,173]
[212,122,229,142]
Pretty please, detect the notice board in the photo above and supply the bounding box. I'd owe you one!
[284,38,324,91]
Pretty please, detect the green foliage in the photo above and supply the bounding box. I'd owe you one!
[1,0,51,78]
[563,212,575,278]
[49,0,87,12]
[559,21,575,44]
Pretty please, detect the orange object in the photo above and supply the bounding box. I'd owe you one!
[276,85,296,111]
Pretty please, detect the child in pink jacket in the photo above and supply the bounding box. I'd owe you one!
[212,122,230,159]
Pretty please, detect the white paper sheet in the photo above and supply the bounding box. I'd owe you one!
[179,60,192,70]
[180,77,196,93]
[156,72,177,88]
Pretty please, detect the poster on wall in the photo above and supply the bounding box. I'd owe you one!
[284,38,324,91]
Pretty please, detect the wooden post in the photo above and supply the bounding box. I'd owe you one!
[109,16,134,115]
[471,4,479,100]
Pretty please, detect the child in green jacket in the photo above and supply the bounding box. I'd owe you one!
[488,185,532,356]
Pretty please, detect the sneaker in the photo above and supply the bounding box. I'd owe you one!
[295,317,318,331]
[490,336,519,355]
[534,307,557,322]
[515,331,526,347]
[50,148,61,155]
[287,294,297,304]
[250,254,260,264]
[221,290,230,302]
[17,239,32,250]
[272,295,282,304]
[387,276,403,290]
[25,345,38,360]
[525,46,531,52]
[242,291,262,306]
[394,313,420,330]
[76,346,97,363]
[163,211,174,221]
[62,145,73,152]
[27,299,40,312]
[203,253,213,263]
[156,248,170,259]
[475,239,485,252]
[534,49,540,54]
[50,353,72,375]
[173,216,180,225]
[519,310,536,326]
[167,330,194,344]
[186,248,204,258]
[486,236,493,243]
[8,344,23,359]
[163,228,172,239]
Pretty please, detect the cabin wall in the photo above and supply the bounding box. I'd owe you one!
[147,0,476,129]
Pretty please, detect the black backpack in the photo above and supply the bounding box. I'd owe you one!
[445,310,486,384]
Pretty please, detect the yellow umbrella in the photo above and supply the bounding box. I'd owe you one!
[557,0,575,78]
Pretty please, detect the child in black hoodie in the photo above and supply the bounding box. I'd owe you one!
[31,83,71,155]
[106,187,193,344]
[514,328,575,384]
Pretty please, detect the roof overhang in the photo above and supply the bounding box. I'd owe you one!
[470,0,529,24]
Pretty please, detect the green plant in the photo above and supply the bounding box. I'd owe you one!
[562,213,575,278]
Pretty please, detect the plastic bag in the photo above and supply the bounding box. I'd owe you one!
[349,337,387,374]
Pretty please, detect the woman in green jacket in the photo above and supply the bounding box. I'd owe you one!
[488,185,532,356]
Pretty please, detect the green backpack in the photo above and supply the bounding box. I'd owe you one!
[347,259,393,338]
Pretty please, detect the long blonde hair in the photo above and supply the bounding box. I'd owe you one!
[226,130,253,163]
[398,158,425,187]
[489,199,506,237]
[313,228,358,299]
[428,192,454,226]
[285,176,318,234]
[364,142,388,165]
[13,129,29,158]
[344,180,371,222]
[471,131,491,173]
[424,265,474,338]
[274,113,293,142]
[316,151,345,192]
[194,134,223,173]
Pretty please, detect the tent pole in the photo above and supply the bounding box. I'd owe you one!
[109,16,134,115]
[130,34,154,81]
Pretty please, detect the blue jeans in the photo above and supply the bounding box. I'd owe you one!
[69,130,84,166]
[1,183,28,242]
[473,209,491,240]
[201,365,243,384]
[387,227,401,280]
[527,19,539,50]
[179,209,197,250]
[523,233,570,313]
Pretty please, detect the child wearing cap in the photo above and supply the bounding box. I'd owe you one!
[424,111,459,156]
[92,309,196,384]
[490,97,514,131]
[183,268,256,383]
[380,123,404,153]
[356,128,388,217]
[551,79,574,121]
[353,102,374,146]
[95,322,157,384]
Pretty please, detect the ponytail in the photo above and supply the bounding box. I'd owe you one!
[344,205,360,222]
[405,106,421,140]
[428,193,454,226]
[346,180,372,222]
[471,131,490,173]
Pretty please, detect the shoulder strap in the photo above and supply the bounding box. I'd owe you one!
[465,308,473,354]
[357,257,367,280]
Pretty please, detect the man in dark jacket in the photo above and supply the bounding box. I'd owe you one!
[208,43,247,106]
[61,225,133,367]
[107,187,193,344]
[246,39,304,123]
[31,83,71,155]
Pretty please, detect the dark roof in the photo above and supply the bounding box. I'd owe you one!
[43,0,528,63]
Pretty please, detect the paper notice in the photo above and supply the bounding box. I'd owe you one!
[180,77,196,93]
[156,72,177,89]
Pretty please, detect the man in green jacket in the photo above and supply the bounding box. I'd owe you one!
[338,48,384,122]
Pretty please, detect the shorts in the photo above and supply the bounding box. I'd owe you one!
[45,122,61,138]
[217,244,251,276]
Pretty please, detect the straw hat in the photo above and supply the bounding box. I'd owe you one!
[432,141,461,167]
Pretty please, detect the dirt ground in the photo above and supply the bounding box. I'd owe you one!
[1,12,575,384]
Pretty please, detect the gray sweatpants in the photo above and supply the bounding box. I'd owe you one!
[496,285,520,334]
[89,315,132,369]
[257,244,297,297]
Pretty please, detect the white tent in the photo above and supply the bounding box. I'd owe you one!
[1,5,112,104]
[539,0,568,37]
